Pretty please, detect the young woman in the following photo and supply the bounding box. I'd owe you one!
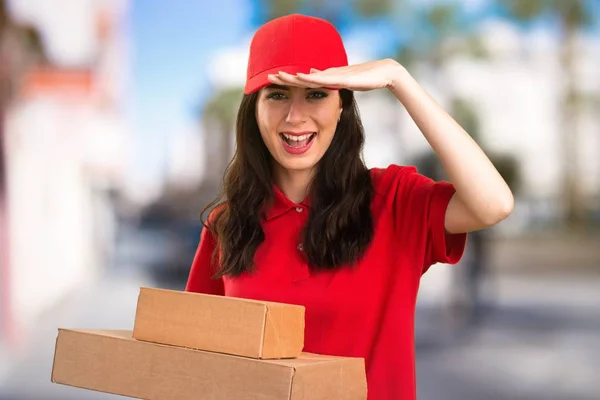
[186,14,514,400]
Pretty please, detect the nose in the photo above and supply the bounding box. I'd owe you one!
[285,97,307,125]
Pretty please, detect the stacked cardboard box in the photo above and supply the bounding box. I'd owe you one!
[51,287,367,399]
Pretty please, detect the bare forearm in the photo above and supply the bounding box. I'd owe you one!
[388,62,514,225]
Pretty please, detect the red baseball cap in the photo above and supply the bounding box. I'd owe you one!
[244,14,349,94]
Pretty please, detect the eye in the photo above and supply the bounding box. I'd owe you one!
[308,91,328,100]
[266,92,287,100]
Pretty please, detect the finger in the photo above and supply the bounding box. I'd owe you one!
[311,66,346,74]
[277,71,320,88]
[295,72,343,88]
[270,73,321,89]
[268,74,310,88]
[267,74,289,86]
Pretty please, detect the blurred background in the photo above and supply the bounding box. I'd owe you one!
[0,0,599,399]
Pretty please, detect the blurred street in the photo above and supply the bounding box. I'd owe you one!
[415,273,600,400]
[0,228,599,400]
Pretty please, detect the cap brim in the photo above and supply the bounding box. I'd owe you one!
[244,65,340,94]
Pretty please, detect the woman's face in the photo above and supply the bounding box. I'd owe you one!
[255,84,342,174]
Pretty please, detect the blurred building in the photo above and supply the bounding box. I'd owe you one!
[439,20,600,231]
[0,0,130,349]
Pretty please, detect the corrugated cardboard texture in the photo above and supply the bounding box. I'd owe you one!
[132,287,305,359]
[51,329,367,400]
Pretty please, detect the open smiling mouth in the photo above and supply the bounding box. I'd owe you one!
[279,132,317,154]
[280,132,317,147]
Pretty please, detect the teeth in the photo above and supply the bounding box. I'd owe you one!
[282,133,313,141]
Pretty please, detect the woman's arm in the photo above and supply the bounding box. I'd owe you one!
[272,58,514,234]
[388,62,514,234]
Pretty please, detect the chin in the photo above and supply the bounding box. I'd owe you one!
[278,157,318,172]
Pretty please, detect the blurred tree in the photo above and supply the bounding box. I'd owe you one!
[262,0,299,21]
[393,3,490,87]
[451,97,520,191]
[414,98,520,193]
[202,86,243,180]
[502,0,594,227]
[351,0,393,18]
[395,3,517,183]
[261,0,393,27]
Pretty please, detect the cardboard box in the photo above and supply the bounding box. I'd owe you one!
[51,329,367,400]
[133,287,305,359]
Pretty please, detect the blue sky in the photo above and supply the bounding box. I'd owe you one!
[131,0,252,121]
[129,1,252,184]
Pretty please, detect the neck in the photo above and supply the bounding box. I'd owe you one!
[272,165,314,204]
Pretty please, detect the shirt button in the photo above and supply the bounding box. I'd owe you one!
[295,207,303,213]
[297,243,304,252]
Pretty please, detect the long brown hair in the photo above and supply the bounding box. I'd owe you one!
[202,89,374,277]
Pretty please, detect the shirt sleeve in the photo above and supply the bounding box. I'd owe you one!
[185,221,225,295]
[381,165,467,274]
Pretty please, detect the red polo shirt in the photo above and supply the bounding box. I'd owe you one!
[186,164,467,400]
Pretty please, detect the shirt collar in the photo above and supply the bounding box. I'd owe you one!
[264,184,311,220]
